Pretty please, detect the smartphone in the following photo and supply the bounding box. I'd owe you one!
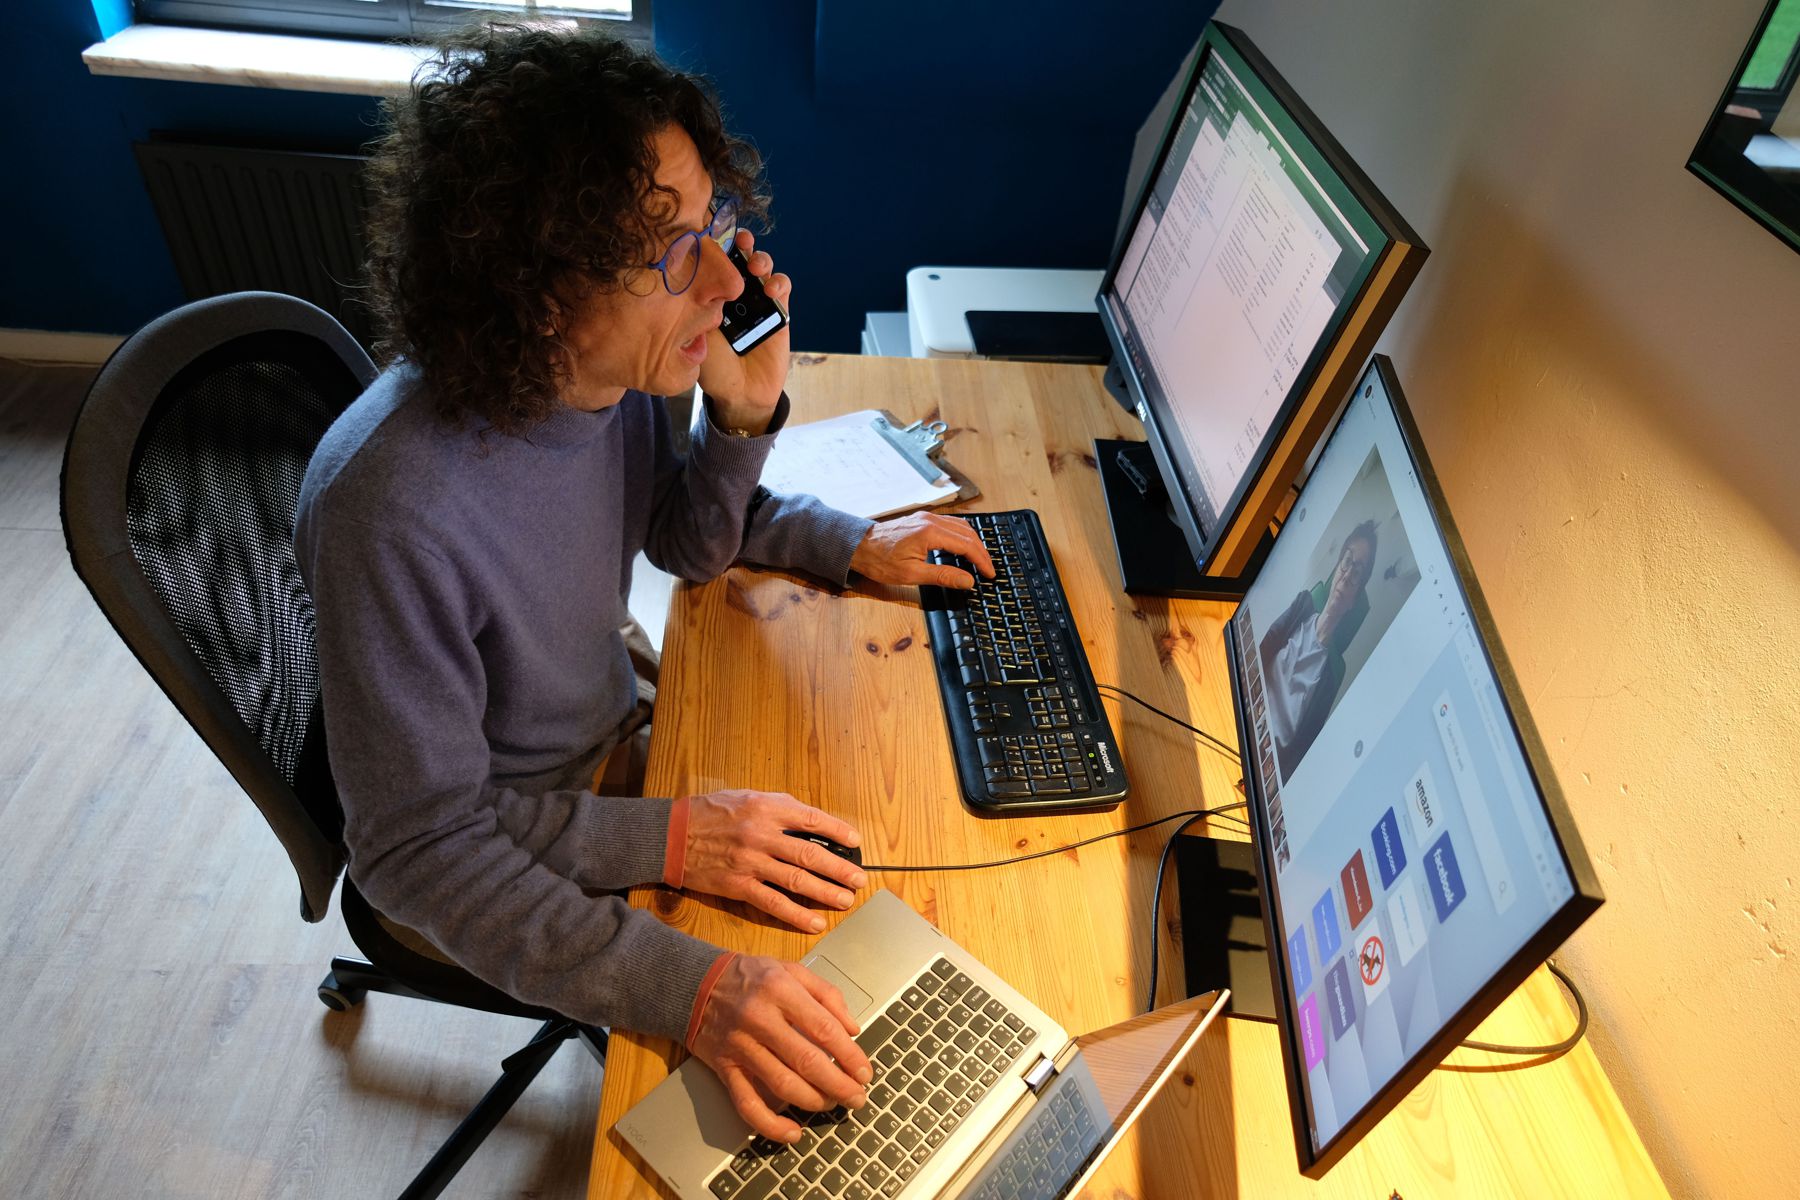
[720,244,789,355]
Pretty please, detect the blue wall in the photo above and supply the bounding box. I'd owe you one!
[5,1,1214,351]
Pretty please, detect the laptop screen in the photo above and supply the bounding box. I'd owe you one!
[948,991,1225,1199]
[1226,358,1588,1165]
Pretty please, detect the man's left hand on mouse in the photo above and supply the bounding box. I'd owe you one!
[680,789,868,932]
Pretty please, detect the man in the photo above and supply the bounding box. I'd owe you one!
[295,24,993,1143]
[1258,520,1377,779]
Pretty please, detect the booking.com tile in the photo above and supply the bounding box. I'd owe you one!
[1313,889,1342,961]
[1371,806,1407,888]
[1288,926,1313,995]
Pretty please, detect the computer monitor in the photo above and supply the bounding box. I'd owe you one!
[1221,355,1603,1176]
[1096,21,1428,596]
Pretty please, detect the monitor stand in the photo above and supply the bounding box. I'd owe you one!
[1175,834,1276,1021]
[1095,439,1273,601]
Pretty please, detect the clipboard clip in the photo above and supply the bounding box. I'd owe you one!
[872,416,951,485]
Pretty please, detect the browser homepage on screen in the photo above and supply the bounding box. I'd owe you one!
[1228,370,1576,1151]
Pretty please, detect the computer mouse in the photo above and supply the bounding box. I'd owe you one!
[785,829,864,868]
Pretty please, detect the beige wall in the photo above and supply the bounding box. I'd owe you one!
[1211,0,1800,1194]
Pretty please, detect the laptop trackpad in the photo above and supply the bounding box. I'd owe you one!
[803,953,874,1020]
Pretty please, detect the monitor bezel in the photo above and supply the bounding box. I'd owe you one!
[1223,354,1605,1177]
[1098,20,1422,577]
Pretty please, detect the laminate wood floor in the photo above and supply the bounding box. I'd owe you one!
[0,359,667,1199]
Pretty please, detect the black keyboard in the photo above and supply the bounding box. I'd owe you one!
[707,957,1040,1200]
[921,510,1128,813]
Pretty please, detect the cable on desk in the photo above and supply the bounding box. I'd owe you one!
[1140,809,1236,1012]
[859,804,1245,875]
[1095,682,1240,765]
[1444,960,1589,1065]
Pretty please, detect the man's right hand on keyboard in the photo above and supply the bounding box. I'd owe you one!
[849,512,997,589]
[687,954,874,1142]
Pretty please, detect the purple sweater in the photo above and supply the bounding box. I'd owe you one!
[295,364,871,1040]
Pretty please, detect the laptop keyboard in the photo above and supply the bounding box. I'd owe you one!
[962,1075,1100,1200]
[707,956,1039,1199]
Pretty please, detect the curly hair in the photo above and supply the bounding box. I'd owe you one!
[363,24,768,434]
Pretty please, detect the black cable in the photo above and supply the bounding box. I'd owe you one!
[1448,960,1588,1062]
[860,804,1243,874]
[1142,809,1221,1012]
[1095,682,1241,764]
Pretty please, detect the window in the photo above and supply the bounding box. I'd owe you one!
[132,0,651,43]
[1689,0,1800,255]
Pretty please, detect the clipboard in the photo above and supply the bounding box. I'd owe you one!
[757,408,981,520]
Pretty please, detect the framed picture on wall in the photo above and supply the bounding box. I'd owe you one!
[1689,0,1800,255]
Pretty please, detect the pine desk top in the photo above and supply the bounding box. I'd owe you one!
[588,354,1665,1199]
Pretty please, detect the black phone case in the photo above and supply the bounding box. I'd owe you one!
[720,245,788,354]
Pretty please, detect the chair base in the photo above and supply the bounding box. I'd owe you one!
[318,956,609,1200]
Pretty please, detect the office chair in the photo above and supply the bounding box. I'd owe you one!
[60,291,607,1200]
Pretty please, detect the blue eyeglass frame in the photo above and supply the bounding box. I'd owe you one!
[645,197,740,296]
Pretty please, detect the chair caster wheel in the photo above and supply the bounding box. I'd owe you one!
[318,976,367,1011]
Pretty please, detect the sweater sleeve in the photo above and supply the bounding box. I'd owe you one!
[643,392,871,586]
[298,511,721,1040]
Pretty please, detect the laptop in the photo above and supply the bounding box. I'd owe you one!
[616,890,1227,1199]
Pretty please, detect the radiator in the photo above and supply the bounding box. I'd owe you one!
[134,138,374,347]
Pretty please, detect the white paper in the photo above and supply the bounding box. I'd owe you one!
[759,409,962,520]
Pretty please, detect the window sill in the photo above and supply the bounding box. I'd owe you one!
[82,23,429,96]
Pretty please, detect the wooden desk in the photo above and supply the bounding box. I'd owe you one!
[589,356,1666,1198]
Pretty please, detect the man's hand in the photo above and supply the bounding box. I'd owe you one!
[683,790,867,933]
[698,229,790,433]
[689,954,873,1142]
[849,512,997,588]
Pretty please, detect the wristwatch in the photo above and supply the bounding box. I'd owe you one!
[704,394,758,438]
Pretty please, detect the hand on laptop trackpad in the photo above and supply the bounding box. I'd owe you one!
[802,953,873,1021]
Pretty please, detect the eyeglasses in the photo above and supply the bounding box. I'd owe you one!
[644,197,739,296]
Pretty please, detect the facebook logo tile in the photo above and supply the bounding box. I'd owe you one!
[1371,807,1407,888]
[1312,889,1342,961]
[1324,958,1358,1040]
[1425,831,1467,923]
[1288,927,1313,995]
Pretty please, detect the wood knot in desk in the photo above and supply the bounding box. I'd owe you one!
[1155,627,1197,667]
[865,635,915,656]
[1045,448,1099,475]
[650,888,686,922]
[726,574,817,621]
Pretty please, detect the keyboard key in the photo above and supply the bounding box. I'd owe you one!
[729,1169,780,1200]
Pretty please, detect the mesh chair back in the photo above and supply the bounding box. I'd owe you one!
[63,293,377,921]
